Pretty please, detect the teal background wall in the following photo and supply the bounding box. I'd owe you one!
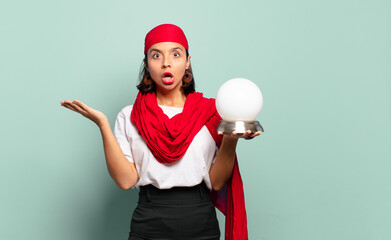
[1,0,390,239]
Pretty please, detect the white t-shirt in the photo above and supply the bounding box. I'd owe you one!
[114,105,219,190]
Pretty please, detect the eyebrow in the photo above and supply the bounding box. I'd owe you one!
[172,47,184,52]
[149,48,161,53]
[149,47,184,54]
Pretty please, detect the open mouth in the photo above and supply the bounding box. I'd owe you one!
[162,72,174,84]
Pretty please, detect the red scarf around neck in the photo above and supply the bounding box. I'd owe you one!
[131,91,248,240]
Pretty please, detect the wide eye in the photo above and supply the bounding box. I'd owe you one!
[152,53,160,59]
[173,52,180,58]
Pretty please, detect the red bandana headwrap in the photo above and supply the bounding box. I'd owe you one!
[144,24,189,55]
[131,24,249,239]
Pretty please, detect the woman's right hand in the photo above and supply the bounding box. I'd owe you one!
[61,99,138,189]
[60,99,108,127]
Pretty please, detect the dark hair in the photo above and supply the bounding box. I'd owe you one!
[136,50,195,95]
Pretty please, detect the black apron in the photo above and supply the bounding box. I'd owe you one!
[128,182,220,240]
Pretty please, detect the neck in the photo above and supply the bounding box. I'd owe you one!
[156,89,186,107]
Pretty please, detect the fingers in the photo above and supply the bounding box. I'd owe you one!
[73,99,89,111]
[71,101,87,114]
[245,131,263,140]
[240,130,252,138]
[247,131,263,137]
[60,99,88,115]
[250,131,262,138]
[226,130,263,140]
[61,100,78,112]
[218,130,263,139]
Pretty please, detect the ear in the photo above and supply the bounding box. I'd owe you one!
[186,55,191,69]
[144,59,149,72]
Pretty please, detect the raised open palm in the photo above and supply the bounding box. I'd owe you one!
[60,99,108,127]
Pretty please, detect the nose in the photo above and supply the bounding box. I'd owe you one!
[162,55,171,68]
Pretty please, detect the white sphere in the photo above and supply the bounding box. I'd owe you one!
[216,78,263,121]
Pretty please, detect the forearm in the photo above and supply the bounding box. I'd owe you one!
[209,136,238,191]
[99,120,138,190]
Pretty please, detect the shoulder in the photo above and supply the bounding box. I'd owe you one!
[116,105,134,119]
[114,105,138,136]
[115,105,135,125]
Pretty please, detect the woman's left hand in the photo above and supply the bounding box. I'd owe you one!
[218,130,263,140]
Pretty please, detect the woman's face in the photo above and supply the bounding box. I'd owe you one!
[146,42,190,93]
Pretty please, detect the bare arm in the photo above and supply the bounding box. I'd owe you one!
[60,99,138,190]
[209,130,262,191]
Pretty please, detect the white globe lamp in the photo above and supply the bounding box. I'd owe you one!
[216,78,264,134]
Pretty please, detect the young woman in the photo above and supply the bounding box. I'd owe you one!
[61,24,261,240]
